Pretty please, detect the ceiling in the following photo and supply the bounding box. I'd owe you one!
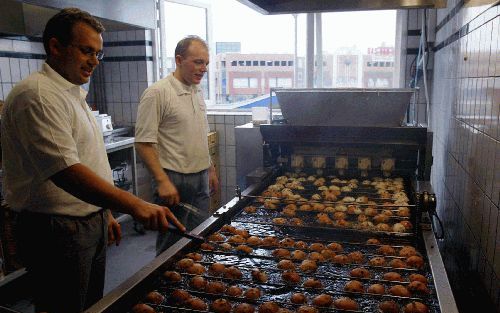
[236,0,448,14]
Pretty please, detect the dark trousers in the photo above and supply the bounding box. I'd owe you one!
[155,169,210,255]
[16,209,108,313]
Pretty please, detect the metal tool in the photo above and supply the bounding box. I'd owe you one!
[166,202,205,243]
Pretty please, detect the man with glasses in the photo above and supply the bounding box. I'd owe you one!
[135,36,219,255]
[1,8,184,313]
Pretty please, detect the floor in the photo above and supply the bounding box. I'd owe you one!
[3,215,157,313]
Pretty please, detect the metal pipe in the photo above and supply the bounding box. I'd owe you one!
[306,13,315,88]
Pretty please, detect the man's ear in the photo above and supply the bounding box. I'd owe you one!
[175,54,183,66]
[48,37,63,58]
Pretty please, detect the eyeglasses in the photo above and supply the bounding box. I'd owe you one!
[68,44,104,61]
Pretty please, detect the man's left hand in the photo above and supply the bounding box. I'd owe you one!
[107,212,122,246]
[209,164,219,196]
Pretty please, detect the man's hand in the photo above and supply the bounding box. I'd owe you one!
[107,211,122,246]
[209,164,219,196]
[157,179,180,207]
[132,201,185,233]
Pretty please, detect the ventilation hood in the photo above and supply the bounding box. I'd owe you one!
[236,0,447,14]
[0,0,155,37]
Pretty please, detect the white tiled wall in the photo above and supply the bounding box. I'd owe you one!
[208,112,252,203]
[428,2,499,311]
[0,38,44,100]
[88,30,154,127]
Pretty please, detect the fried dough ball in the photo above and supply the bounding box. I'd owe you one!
[397,207,411,217]
[373,214,389,224]
[235,228,250,238]
[170,289,191,304]
[297,306,318,313]
[247,236,263,246]
[383,271,404,282]
[295,241,308,249]
[245,287,262,300]
[350,267,371,278]
[273,248,291,259]
[236,244,254,254]
[299,204,312,211]
[273,217,287,224]
[221,224,237,233]
[408,281,430,294]
[185,252,203,261]
[403,301,429,313]
[258,302,279,313]
[226,285,243,297]
[277,259,296,270]
[366,238,381,245]
[224,266,242,279]
[379,300,400,313]
[190,275,207,290]
[348,251,364,263]
[407,255,425,269]
[280,237,295,247]
[290,217,304,226]
[265,200,278,209]
[229,235,247,244]
[381,209,394,216]
[377,245,396,256]
[211,298,232,313]
[200,242,215,250]
[131,303,156,313]
[344,280,364,293]
[209,263,226,276]
[367,283,385,294]
[333,297,359,310]
[399,246,418,258]
[347,205,363,215]
[262,236,279,247]
[185,297,208,311]
[332,254,349,264]
[327,242,343,252]
[234,303,255,313]
[163,271,182,282]
[251,268,268,282]
[282,270,301,284]
[308,252,325,262]
[176,258,194,270]
[244,206,258,213]
[317,213,333,225]
[312,203,325,211]
[292,250,308,260]
[409,273,428,284]
[303,278,323,288]
[145,291,164,304]
[389,284,411,297]
[393,223,407,233]
[389,258,407,268]
[400,220,413,230]
[309,242,325,252]
[299,259,318,272]
[186,263,205,275]
[357,214,369,222]
[369,256,386,266]
[320,249,336,260]
[312,294,333,307]
[205,281,226,294]
[376,223,391,231]
[208,232,225,242]
[219,242,233,251]
[291,293,307,304]
[364,207,378,217]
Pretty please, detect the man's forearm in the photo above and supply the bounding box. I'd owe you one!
[50,163,144,215]
[135,142,170,184]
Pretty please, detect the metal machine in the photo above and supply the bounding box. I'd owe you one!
[85,89,455,313]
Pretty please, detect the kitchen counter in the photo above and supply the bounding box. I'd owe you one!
[105,136,135,153]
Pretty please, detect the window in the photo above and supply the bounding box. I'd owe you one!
[246,60,251,66]
[267,61,273,66]
[249,78,258,88]
[231,60,237,66]
[260,61,266,66]
[281,60,287,66]
[238,60,245,66]
[288,61,293,66]
[252,60,258,66]
[274,61,280,66]
[269,77,292,88]
[233,77,259,88]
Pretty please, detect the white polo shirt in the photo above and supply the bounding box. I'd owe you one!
[1,63,113,216]
[135,74,210,174]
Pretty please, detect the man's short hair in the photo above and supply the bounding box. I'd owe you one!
[43,8,105,56]
[175,35,208,58]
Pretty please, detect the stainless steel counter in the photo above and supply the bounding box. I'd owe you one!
[104,136,137,197]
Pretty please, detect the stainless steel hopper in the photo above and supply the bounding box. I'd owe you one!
[275,88,416,127]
